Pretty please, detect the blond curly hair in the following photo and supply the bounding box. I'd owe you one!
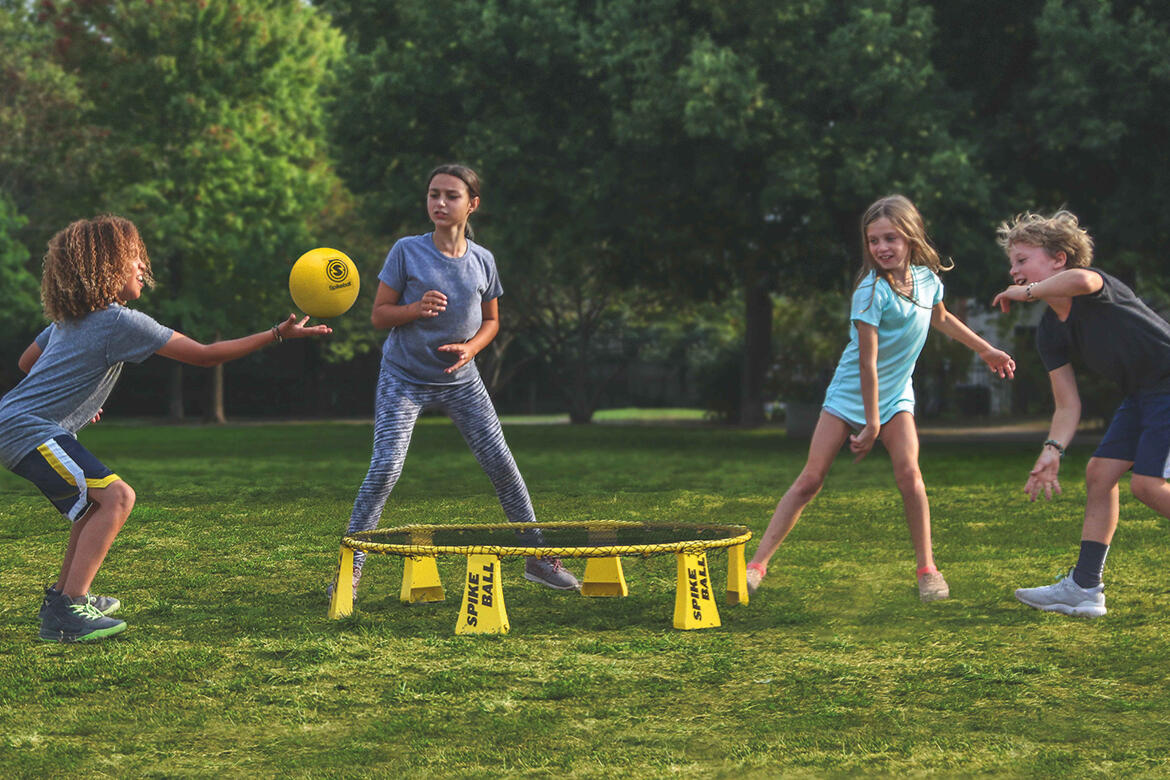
[42,215,154,322]
[996,210,1094,268]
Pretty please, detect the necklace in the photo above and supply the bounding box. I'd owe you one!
[891,269,914,297]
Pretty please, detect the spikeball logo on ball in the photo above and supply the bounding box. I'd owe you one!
[289,247,360,318]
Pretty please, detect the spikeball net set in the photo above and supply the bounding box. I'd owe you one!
[328,520,753,634]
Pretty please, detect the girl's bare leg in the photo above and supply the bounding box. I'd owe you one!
[749,412,852,569]
[878,412,933,570]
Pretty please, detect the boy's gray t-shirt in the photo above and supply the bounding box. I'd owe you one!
[0,304,173,468]
[378,234,503,385]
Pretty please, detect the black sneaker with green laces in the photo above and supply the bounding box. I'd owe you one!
[40,586,121,618]
[39,588,126,643]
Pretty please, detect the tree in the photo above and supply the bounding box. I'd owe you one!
[0,194,40,394]
[324,0,642,422]
[589,0,994,422]
[0,0,99,243]
[42,0,345,421]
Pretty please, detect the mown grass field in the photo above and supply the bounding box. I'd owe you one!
[1,418,1168,777]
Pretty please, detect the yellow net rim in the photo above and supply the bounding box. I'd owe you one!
[342,520,752,558]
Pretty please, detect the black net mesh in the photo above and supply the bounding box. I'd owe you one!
[344,521,751,558]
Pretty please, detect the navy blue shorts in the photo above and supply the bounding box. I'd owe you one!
[11,436,120,521]
[1094,393,1170,478]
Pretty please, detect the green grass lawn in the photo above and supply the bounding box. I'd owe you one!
[1,419,1168,777]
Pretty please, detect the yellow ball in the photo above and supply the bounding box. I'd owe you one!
[289,247,360,318]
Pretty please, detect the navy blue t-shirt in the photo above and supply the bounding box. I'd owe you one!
[1037,269,1170,396]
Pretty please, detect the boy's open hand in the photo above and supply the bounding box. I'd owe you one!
[1024,449,1063,502]
[277,314,332,339]
[991,284,1028,313]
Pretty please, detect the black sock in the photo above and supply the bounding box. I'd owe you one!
[1072,540,1110,588]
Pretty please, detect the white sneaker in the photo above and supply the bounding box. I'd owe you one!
[1015,570,1106,618]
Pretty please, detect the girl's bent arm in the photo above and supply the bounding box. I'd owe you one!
[930,302,1015,378]
[438,299,500,373]
[1025,364,1080,502]
[849,322,880,461]
[371,282,446,329]
[155,314,331,367]
[18,342,42,373]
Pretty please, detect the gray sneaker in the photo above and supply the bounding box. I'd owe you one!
[40,586,120,619]
[524,557,580,591]
[1015,570,1106,617]
[85,593,121,616]
[39,589,126,643]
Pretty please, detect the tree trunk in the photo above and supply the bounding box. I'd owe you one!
[207,330,226,424]
[207,363,226,423]
[739,260,772,427]
[168,362,184,421]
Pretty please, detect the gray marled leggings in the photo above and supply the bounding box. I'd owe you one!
[346,369,536,575]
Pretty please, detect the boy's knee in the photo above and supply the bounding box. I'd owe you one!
[1085,461,1121,493]
[101,479,136,516]
[1130,475,1167,506]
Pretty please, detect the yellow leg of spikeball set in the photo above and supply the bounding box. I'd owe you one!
[581,556,629,597]
[673,550,721,629]
[328,545,356,619]
[455,554,509,635]
[726,543,749,606]
[400,555,446,604]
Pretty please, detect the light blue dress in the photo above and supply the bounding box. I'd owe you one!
[822,266,942,428]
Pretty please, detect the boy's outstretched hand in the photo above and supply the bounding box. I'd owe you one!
[277,314,333,339]
[991,284,1029,314]
[1024,448,1062,502]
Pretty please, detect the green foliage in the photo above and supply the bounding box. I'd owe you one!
[1023,0,1170,292]
[771,291,847,401]
[0,194,39,335]
[0,0,96,241]
[44,0,346,341]
[2,422,1170,774]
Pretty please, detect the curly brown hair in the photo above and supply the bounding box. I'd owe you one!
[995,210,1094,268]
[41,215,154,322]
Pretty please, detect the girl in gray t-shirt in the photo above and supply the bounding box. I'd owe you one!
[335,164,580,598]
[1,215,331,642]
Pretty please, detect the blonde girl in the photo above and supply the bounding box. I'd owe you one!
[746,195,1016,602]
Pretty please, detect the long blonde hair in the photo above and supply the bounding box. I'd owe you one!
[41,215,154,322]
[855,195,951,306]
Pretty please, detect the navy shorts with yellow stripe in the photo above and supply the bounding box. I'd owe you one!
[12,436,121,522]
